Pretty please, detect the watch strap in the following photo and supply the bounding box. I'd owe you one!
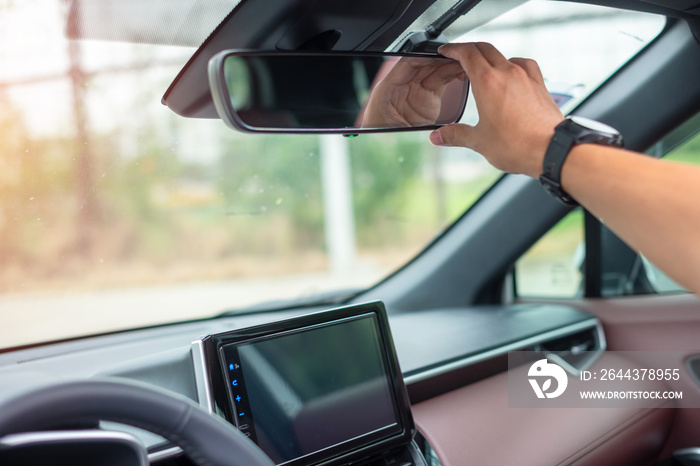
[539,121,578,205]
[539,117,623,205]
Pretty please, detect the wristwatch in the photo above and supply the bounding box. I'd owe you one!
[539,116,623,205]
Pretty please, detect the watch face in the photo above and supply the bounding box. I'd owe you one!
[569,116,619,136]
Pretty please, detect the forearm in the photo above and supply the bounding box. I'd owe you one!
[430,42,700,292]
[561,145,700,293]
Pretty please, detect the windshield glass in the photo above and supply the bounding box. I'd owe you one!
[0,0,665,350]
[397,0,665,113]
[1,0,501,349]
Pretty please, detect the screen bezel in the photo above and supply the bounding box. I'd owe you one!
[204,301,414,466]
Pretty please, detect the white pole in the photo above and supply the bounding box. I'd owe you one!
[320,134,357,275]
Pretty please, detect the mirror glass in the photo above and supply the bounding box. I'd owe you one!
[209,52,469,133]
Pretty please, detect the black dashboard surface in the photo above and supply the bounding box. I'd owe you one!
[0,303,595,460]
[0,303,593,391]
[388,304,593,376]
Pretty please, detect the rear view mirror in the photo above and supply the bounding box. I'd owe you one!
[208,51,469,134]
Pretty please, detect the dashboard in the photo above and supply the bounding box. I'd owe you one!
[0,301,672,466]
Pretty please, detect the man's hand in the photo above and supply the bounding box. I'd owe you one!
[429,42,564,178]
[428,42,700,293]
[362,57,465,128]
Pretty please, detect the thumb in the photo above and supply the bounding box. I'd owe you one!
[429,123,476,148]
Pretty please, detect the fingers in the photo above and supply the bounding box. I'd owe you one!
[440,43,545,87]
[509,57,545,86]
[438,42,486,82]
[379,58,421,85]
[438,42,509,81]
[421,61,466,92]
[429,123,475,148]
[473,42,510,67]
[381,57,460,88]
[429,42,563,177]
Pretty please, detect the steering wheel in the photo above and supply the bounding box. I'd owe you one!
[0,378,274,466]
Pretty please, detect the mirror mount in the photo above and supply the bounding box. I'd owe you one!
[395,31,448,54]
[293,29,343,51]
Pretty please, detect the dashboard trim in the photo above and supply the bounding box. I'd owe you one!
[191,339,215,414]
[404,317,604,385]
[544,320,606,377]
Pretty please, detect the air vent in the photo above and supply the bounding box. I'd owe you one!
[534,325,605,376]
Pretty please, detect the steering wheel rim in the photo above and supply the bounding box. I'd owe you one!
[0,378,274,466]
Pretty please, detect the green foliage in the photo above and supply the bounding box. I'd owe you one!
[100,142,182,259]
[664,133,700,165]
[216,132,428,251]
[218,134,324,251]
[347,133,424,246]
[0,86,496,290]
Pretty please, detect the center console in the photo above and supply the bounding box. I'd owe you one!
[195,301,426,466]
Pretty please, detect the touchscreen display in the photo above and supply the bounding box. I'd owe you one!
[219,314,399,465]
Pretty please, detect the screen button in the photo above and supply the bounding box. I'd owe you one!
[237,423,253,438]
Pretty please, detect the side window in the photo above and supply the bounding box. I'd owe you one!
[661,129,700,166]
[517,117,700,299]
[515,209,584,298]
[641,257,685,294]
[635,124,700,294]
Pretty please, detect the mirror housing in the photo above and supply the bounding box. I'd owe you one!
[208,50,469,134]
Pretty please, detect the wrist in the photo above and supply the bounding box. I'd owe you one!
[528,128,557,178]
[539,116,623,205]
[522,118,563,178]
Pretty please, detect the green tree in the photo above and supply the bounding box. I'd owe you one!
[348,133,423,247]
[218,134,324,252]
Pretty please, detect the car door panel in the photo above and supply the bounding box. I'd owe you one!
[560,294,700,458]
[412,352,674,465]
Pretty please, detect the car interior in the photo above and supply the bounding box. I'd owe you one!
[1,0,700,465]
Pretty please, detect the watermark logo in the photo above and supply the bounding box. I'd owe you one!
[528,359,568,399]
[510,351,692,408]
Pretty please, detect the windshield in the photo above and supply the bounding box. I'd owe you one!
[0,0,664,350]
[396,0,665,114]
[0,0,502,349]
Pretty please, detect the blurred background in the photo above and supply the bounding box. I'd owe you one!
[0,0,669,347]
